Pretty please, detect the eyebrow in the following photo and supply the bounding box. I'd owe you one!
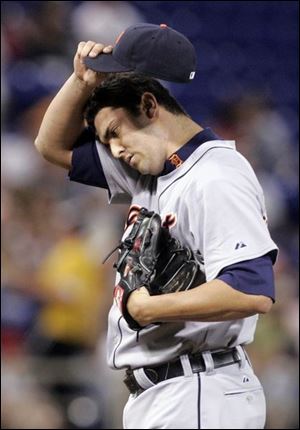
[100,120,116,144]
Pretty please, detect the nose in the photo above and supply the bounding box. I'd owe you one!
[109,139,124,159]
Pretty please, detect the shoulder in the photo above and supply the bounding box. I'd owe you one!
[192,143,260,192]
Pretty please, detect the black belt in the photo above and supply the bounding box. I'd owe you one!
[124,347,242,395]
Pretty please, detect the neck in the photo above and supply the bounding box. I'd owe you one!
[166,114,203,156]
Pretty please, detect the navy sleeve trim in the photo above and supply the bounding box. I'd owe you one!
[73,127,96,148]
[68,129,108,189]
[217,252,275,302]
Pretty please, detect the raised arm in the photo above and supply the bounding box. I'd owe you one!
[34,41,112,169]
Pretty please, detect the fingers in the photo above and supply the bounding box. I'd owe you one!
[73,41,113,85]
[103,45,113,53]
[76,41,113,61]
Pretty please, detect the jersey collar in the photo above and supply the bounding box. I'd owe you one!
[160,128,220,176]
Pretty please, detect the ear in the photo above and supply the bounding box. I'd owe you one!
[141,92,158,119]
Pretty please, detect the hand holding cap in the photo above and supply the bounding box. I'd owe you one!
[84,23,197,83]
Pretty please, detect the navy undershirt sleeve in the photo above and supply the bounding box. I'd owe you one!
[68,128,108,189]
[217,252,275,302]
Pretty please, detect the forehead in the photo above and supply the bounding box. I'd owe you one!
[94,107,129,130]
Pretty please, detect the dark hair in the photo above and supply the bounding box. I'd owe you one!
[84,73,188,130]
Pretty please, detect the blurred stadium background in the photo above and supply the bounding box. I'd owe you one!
[1,1,298,429]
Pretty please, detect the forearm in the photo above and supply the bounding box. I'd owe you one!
[130,280,272,325]
[34,73,94,168]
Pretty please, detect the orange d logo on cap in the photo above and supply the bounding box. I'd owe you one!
[115,30,125,46]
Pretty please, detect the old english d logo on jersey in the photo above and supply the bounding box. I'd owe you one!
[125,204,142,230]
[113,285,124,312]
[162,213,177,229]
[126,205,178,230]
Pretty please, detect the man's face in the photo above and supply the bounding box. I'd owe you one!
[94,107,168,175]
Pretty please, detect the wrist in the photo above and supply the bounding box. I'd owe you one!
[127,289,154,327]
[71,73,97,94]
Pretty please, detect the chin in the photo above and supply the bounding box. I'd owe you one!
[135,163,151,175]
[136,160,164,176]
[138,167,151,175]
[140,167,162,176]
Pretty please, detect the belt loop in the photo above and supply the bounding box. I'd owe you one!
[202,351,215,375]
[235,345,246,369]
[133,368,156,390]
[180,354,193,377]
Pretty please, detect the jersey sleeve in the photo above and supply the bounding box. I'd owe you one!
[217,252,276,301]
[69,141,108,189]
[195,176,278,282]
[68,128,140,203]
[95,142,140,204]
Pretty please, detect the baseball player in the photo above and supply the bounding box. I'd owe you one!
[35,24,278,429]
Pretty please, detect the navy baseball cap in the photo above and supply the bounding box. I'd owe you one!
[84,23,197,83]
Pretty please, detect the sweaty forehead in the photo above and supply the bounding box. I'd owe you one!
[94,107,117,127]
[94,107,125,133]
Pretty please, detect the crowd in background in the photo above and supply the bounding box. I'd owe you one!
[1,2,298,429]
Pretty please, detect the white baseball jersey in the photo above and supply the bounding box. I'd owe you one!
[93,134,278,370]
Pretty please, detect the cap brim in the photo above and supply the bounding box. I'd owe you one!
[84,53,132,73]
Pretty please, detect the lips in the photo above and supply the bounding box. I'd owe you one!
[123,154,136,167]
[124,155,133,165]
[129,155,136,167]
